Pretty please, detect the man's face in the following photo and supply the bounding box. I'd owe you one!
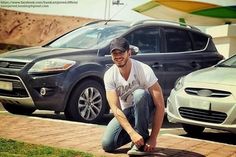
[111,49,130,68]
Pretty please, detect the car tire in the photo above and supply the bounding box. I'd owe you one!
[65,79,108,123]
[2,103,36,115]
[182,123,205,136]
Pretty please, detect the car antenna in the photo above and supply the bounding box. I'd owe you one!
[104,2,127,25]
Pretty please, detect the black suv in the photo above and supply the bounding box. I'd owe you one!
[0,20,223,123]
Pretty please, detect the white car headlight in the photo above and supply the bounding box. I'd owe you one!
[28,58,76,74]
[174,76,185,91]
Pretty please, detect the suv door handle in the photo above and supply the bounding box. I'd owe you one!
[152,63,163,68]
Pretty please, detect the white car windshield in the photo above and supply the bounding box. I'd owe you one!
[48,25,129,49]
[218,55,236,68]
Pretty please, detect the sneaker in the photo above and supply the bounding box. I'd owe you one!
[127,144,149,156]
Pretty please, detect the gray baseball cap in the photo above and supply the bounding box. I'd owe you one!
[110,37,129,53]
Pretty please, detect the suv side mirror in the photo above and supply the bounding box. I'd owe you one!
[130,45,140,55]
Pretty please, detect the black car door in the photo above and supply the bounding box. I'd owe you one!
[160,26,203,99]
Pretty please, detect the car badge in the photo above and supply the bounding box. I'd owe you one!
[0,62,10,68]
[197,89,212,97]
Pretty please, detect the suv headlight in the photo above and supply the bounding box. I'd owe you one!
[174,76,185,91]
[28,58,76,74]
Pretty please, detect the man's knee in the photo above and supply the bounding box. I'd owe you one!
[102,138,115,152]
[133,89,148,98]
[133,89,149,108]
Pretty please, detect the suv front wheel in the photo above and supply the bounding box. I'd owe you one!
[65,79,107,123]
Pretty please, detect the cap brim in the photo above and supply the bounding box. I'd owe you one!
[110,47,126,53]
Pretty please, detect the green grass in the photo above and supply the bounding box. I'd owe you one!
[0,138,95,157]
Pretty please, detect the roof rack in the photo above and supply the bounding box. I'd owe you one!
[82,20,108,26]
[83,20,121,26]
[130,19,201,31]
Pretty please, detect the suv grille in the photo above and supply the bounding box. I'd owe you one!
[0,61,27,69]
[0,75,29,97]
[179,107,227,124]
[185,88,231,98]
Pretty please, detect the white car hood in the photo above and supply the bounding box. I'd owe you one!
[186,67,236,86]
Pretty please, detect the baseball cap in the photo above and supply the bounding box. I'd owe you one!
[110,37,129,53]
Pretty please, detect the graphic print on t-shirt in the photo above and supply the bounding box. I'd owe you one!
[116,74,140,103]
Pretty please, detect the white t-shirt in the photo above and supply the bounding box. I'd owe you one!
[104,59,158,110]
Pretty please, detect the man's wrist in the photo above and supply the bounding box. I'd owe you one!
[149,133,158,141]
[127,129,136,136]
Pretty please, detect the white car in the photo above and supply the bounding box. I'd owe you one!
[167,54,236,136]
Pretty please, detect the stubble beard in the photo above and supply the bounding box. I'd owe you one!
[116,58,129,68]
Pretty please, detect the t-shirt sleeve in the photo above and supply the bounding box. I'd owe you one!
[143,64,158,89]
[104,69,116,91]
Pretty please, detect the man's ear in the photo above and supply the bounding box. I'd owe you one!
[128,49,132,56]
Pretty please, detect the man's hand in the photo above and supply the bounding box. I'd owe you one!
[129,131,144,148]
[144,137,156,152]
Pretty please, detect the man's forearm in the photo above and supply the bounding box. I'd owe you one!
[150,105,164,139]
[114,107,135,135]
[148,83,165,140]
[106,91,135,135]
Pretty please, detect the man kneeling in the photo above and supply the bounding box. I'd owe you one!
[102,37,165,155]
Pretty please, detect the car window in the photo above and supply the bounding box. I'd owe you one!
[49,25,129,49]
[190,31,208,50]
[205,39,217,52]
[164,27,193,53]
[125,27,160,53]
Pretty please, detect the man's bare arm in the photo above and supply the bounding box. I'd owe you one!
[106,90,144,146]
[145,82,165,151]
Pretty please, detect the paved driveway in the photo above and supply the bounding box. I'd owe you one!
[0,113,235,157]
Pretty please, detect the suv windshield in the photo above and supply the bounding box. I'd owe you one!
[48,24,129,49]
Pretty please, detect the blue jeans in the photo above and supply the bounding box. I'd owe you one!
[102,89,155,152]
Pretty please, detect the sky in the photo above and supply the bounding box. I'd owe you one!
[1,0,235,26]
[0,0,151,21]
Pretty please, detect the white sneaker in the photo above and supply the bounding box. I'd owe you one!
[127,144,149,156]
